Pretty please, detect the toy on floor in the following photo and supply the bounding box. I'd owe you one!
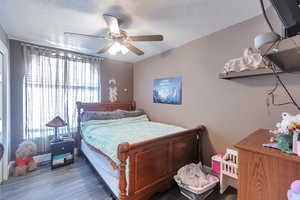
[211,154,224,177]
[220,148,238,194]
[14,141,37,176]
[288,180,300,200]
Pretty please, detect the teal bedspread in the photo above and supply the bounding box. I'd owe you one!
[82,115,186,166]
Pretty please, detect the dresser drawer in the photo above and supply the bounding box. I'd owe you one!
[51,140,74,155]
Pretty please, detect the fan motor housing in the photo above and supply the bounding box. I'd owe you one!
[107,30,127,41]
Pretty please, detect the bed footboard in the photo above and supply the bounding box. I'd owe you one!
[118,125,205,200]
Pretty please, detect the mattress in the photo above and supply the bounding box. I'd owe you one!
[81,115,186,166]
[81,139,119,197]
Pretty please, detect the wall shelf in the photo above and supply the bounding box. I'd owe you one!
[219,68,283,79]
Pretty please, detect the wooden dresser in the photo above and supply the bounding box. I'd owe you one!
[235,129,300,200]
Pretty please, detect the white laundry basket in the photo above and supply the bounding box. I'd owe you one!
[174,165,219,200]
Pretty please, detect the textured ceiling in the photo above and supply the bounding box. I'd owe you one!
[0,0,265,63]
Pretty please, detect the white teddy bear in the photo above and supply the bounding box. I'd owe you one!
[272,112,300,134]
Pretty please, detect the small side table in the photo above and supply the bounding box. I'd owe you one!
[50,138,75,169]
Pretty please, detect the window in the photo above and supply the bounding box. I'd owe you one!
[23,48,101,151]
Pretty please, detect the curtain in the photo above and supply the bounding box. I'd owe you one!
[23,45,101,153]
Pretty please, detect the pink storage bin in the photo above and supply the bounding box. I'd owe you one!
[211,154,223,177]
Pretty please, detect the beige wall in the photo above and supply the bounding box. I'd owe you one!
[9,40,133,159]
[134,12,300,164]
[101,59,133,102]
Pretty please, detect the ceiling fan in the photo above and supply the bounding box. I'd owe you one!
[65,14,164,56]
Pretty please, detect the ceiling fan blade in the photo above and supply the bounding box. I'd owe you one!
[103,14,120,34]
[123,43,144,56]
[97,42,114,54]
[64,32,106,39]
[128,35,163,41]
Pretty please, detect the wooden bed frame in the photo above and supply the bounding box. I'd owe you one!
[76,101,205,200]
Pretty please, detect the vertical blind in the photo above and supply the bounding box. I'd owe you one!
[22,45,102,152]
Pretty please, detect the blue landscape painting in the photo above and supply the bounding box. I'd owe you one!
[153,77,182,104]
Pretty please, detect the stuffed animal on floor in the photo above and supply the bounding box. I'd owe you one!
[14,141,37,176]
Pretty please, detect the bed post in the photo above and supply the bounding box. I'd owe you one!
[131,101,136,110]
[76,102,82,154]
[197,125,206,163]
[118,142,130,200]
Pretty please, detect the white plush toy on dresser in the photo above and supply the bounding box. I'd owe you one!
[272,112,300,134]
[270,112,300,156]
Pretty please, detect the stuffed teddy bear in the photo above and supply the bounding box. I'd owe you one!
[14,141,37,176]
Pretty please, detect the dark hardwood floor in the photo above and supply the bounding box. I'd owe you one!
[0,157,236,200]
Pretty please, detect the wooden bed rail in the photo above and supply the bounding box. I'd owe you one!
[117,125,206,200]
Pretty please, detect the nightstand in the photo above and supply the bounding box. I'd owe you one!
[50,138,75,169]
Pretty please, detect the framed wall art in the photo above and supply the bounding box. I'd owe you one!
[153,76,182,104]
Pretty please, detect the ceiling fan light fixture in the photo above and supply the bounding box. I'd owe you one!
[66,15,163,56]
[109,42,121,55]
[121,45,129,55]
[109,49,117,55]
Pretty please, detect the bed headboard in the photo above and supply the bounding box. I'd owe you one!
[76,101,136,113]
[76,101,136,133]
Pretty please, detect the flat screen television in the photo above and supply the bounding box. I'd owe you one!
[269,0,300,37]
